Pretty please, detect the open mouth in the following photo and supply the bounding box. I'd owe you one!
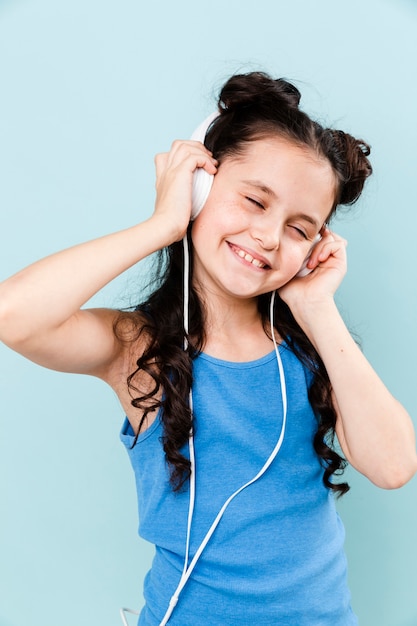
[228,243,271,270]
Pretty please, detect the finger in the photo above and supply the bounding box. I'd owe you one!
[317,236,347,263]
[321,226,347,244]
[154,148,217,197]
[166,139,214,168]
[320,225,335,241]
[154,152,169,179]
[168,147,218,176]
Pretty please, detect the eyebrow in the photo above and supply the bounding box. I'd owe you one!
[241,179,321,230]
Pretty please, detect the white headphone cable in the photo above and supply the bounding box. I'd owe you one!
[181,232,197,579]
[120,607,139,626]
[157,288,287,626]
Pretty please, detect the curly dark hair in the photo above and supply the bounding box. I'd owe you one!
[115,71,372,497]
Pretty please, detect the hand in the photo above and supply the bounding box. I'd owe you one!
[152,140,218,242]
[279,227,348,314]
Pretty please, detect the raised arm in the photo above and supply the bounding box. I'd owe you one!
[0,140,218,379]
[0,220,172,375]
[279,229,417,489]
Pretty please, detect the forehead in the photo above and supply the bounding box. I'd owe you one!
[226,135,332,172]
[221,136,337,218]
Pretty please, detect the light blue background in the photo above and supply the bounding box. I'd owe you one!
[1,1,416,625]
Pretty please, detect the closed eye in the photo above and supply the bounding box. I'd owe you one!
[246,196,265,209]
[289,225,308,240]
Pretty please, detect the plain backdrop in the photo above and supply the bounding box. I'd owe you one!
[1,1,416,625]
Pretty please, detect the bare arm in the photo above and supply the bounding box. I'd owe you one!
[0,219,174,376]
[0,140,217,380]
[298,297,416,489]
[280,230,417,489]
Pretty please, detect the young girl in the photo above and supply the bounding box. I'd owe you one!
[0,71,416,625]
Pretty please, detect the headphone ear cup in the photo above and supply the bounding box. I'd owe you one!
[190,112,219,219]
[191,168,214,219]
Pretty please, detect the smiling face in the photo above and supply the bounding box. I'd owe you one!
[191,136,337,304]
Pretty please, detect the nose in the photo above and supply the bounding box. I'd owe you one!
[252,221,281,251]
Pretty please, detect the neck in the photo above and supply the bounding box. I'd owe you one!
[197,289,275,362]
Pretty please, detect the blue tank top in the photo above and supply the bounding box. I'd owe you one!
[120,345,358,625]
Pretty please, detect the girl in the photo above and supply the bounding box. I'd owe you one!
[0,71,416,625]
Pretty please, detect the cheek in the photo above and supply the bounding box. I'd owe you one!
[190,210,218,252]
[192,199,244,237]
[283,244,310,276]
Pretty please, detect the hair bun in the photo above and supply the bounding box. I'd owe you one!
[325,130,372,205]
[219,71,301,112]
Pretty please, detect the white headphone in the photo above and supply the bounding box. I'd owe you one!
[190,112,219,219]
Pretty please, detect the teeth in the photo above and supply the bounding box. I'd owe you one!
[236,247,265,268]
